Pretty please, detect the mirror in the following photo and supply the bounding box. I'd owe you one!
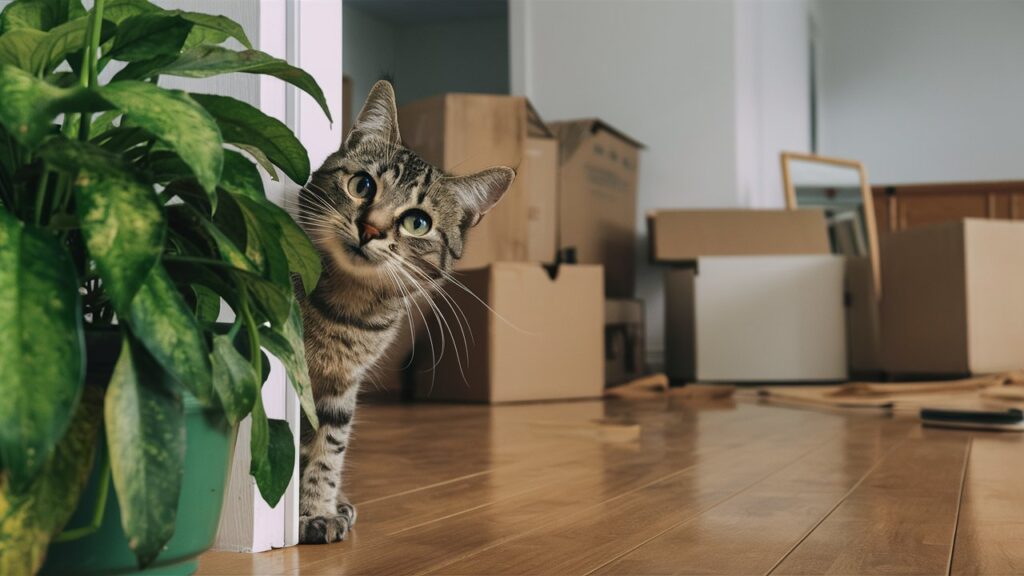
[781,152,880,297]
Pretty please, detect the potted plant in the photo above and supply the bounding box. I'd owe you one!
[0,0,327,573]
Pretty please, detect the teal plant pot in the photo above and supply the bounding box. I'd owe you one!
[41,334,237,576]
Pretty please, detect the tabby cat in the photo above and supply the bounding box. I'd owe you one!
[295,80,514,544]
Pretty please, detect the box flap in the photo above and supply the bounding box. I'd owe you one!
[549,118,645,164]
[525,100,554,139]
[647,209,830,263]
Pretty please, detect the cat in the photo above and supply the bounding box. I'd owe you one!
[294,80,514,544]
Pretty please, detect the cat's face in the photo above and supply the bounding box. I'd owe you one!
[299,81,514,290]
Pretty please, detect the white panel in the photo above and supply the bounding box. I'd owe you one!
[694,255,847,382]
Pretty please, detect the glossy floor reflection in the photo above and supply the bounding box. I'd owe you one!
[198,396,1024,575]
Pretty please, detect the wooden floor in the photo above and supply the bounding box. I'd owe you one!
[198,395,1024,575]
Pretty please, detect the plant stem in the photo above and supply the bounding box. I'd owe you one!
[77,0,106,141]
[34,169,50,225]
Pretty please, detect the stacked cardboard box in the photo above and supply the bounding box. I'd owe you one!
[881,219,1024,376]
[648,209,848,382]
[549,120,644,298]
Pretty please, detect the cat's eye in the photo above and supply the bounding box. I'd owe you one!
[347,171,376,200]
[400,210,432,236]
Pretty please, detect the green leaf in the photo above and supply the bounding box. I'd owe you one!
[192,284,221,322]
[0,0,85,33]
[0,28,46,70]
[108,13,192,62]
[192,93,310,184]
[0,384,101,575]
[195,207,258,273]
[249,393,295,508]
[74,166,165,314]
[102,0,159,25]
[37,135,132,175]
[235,143,279,181]
[210,335,257,426]
[0,64,109,147]
[147,46,332,123]
[31,15,115,75]
[127,264,213,403]
[232,268,291,326]
[269,203,321,293]
[105,336,185,568]
[0,208,84,492]
[219,149,264,199]
[175,11,252,50]
[235,195,290,286]
[259,300,318,429]
[98,81,223,199]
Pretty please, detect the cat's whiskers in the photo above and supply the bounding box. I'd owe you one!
[386,258,451,373]
[379,263,419,371]
[385,260,443,382]
[387,252,474,367]
[416,257,535,336]
[401,254,476,346]
[386,255,472,387]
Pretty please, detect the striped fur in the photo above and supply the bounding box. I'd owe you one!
[295,81,514,544]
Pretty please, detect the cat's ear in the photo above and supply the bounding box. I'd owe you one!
[447,166,516,226]
[345,80,401,147]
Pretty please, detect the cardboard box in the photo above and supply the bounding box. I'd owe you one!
[647,209,831,263]
[881,219,1024,376]
[549,119,643,298]
[606,299,646,386]
[665,256,847,382]
[415,263,604,403]
[845,256,882,374]
[399,94,557,269]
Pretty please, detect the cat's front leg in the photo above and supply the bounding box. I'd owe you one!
[299,384,359,544]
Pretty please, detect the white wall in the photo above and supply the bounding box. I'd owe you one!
[511,0,810,364]
[815,0,1024,184]
[735,0,812,208]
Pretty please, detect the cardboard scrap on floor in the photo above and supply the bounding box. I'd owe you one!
[755,371,1024,413]
[604,373,736,401]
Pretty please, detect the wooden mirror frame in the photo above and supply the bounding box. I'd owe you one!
[780,151,881,298]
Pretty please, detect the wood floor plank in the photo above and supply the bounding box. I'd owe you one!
[769,426,970,576]
[439,417,913,575]
[589,418,915,575]
[197,400,988,576]
[950,433,1024,576]
[294,405,832,575]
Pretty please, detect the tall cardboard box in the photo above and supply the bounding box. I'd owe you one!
[882,219,1024,376]
[647,209,831,263]
[415,263,604,403]
[398,94,557,269]
[665,256,847,382]
[550,119,643,298]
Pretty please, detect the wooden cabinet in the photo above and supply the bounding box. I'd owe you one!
[872,181,1024,236]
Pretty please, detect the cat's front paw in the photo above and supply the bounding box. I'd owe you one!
[300,514,352,544]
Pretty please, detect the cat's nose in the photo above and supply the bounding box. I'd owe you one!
[359,222,386,246]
